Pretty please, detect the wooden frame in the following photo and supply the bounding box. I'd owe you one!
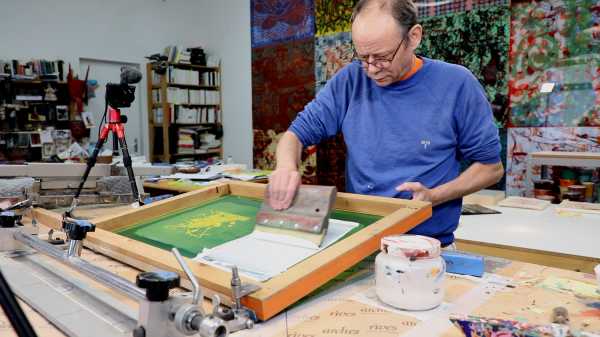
[33,181,431,321]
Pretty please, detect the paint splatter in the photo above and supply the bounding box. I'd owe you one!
[586,302,600,310]
[451,315,576,337]
[169,211,251,239]
[537,276,600,299]
[580,309,600,318]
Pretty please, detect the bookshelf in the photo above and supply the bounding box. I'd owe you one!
[146,61,222,163]
[0,59,76,162]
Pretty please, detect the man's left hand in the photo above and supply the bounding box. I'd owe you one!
[395,182,437,205]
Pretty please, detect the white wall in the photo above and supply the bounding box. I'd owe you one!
[0,0,253,166]
[196,1,253,168]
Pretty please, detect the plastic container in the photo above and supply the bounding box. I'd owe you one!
[375,235,445,310]
[561,169,576,180]
[583,182,594,202]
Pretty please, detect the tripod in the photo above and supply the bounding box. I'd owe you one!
[67,104,143,216]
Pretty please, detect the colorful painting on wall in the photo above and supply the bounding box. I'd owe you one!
[253,129,318,184]
[314,0,357,36]
[252,38,316,132]
[251,38,316,183]
[314,31,354,191]
[419,5,511,127]
[251,0,315,48]
[506,127,600,196]
[415,0,509,18]
[315,31,354,92]
[509,0,600,127]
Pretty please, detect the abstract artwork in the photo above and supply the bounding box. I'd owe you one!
[252,38,316,133]
[253,129,318,184]
[451,315,575,337]
[415,0,509,18]
[251,0,315,48]
[314,0,357,36]
[506,127,600,196]
[251,37,317,183]
[509,0,600,127]
[419,5,511,127]
[315,31,353,92]
[314,32,353,190]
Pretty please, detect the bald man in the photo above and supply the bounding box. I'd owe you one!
[267,0,503,247]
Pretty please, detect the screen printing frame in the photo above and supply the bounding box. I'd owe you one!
[32,181,431,321]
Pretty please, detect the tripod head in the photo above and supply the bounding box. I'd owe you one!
[106,66,142,108]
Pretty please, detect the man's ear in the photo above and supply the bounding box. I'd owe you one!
[408,24,423,51]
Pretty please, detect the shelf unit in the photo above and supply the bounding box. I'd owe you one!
[0,75,73,162]
[146,62,222,163]
[525,151,600,196]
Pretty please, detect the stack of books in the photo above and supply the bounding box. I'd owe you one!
[177,128,196,154]
[0,59,64,81]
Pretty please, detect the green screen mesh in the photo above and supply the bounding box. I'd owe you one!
[117,195,382,257]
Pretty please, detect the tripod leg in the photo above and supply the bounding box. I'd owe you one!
[67,134,108,216]
[117,136,143,206]
[0,270,38,337]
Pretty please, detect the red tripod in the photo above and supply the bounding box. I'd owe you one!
[68,105,143,215]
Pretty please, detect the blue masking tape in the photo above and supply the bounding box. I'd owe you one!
[441,251,485,277]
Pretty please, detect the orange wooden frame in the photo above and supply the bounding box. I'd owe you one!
[33,181,431,320]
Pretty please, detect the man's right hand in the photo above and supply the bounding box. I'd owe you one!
[267,168,301,210]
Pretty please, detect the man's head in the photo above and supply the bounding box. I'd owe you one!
[351,0,422,86]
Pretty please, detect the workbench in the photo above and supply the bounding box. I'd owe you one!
[456,203,600,273]
[1,206,599,337]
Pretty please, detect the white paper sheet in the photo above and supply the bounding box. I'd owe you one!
[194,218,360,282]
[161,172,222,180]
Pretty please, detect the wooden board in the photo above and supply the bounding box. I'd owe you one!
[463,189,505,206]
[556,200,600,215]
[32,181,431,321]
[497,196,551,210]
[531,151,600,160]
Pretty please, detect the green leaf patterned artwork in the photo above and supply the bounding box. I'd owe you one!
[417,5,511,127]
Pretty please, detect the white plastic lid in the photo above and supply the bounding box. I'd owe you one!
[381,234,441,260]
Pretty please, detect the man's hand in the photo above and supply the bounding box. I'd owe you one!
[395,182,437,205]
[267,168,301,210]
[395,162,504,207]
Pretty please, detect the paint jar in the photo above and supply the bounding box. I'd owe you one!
[559,178,577,187]
[583,182,594,203]
[533,179,554,190]
[579,169,594,183]
[563,191,583,202]
[375,235,445,311]
[561,169,576,181]
[567,185,586,201]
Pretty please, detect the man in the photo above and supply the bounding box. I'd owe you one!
[267,0,504,247]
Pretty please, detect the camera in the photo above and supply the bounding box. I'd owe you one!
[106,83,135,108]
[105,66,142,108]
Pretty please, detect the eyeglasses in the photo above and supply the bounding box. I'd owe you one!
[352,36,407,69]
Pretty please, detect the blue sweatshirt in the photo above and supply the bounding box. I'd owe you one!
[289,57,501,246]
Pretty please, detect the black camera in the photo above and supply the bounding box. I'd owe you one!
[106,83,135,108]
[105,66,142,108]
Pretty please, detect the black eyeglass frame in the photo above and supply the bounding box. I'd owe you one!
[352,32,410,69]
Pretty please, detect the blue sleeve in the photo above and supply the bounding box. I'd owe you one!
[289,64,355,147]
[454,72,501,164]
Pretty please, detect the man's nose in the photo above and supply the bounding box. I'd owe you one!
[366,62,380,75]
